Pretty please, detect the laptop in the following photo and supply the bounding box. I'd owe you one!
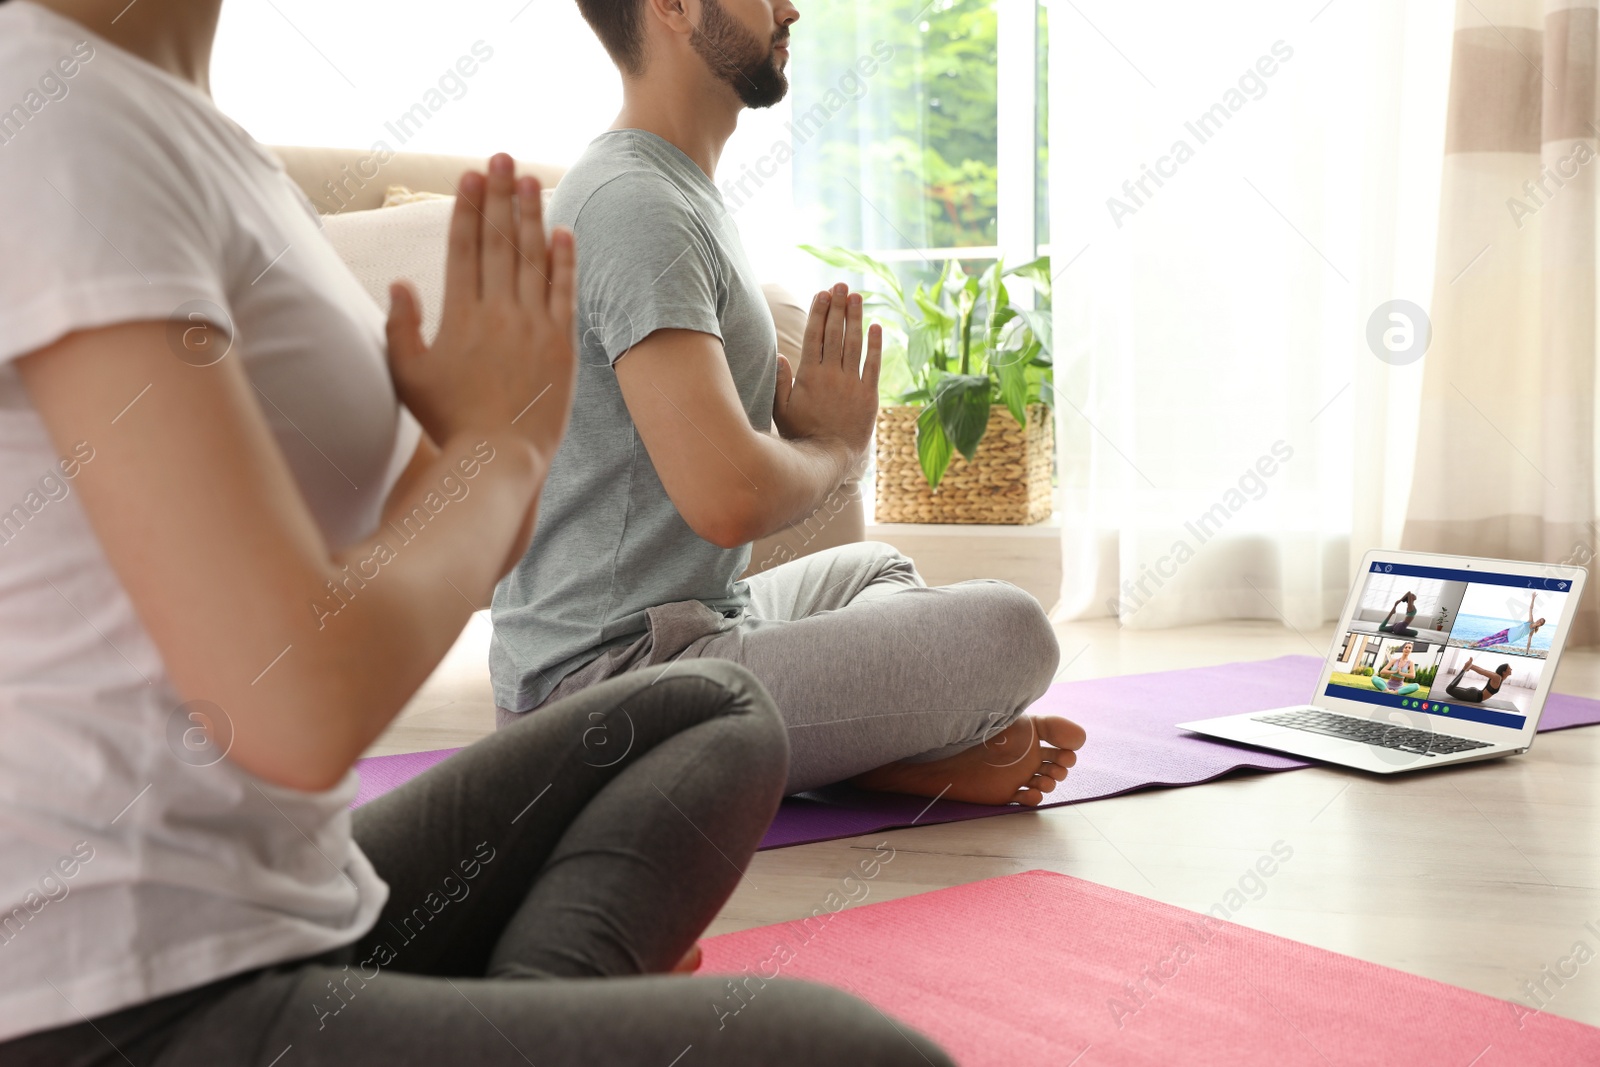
[1179,550,1587,773]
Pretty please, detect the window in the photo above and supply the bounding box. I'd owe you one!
[782,0,1047,292]
[212,0,1048,293]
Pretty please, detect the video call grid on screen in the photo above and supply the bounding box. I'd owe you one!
[1321,561,1573,730]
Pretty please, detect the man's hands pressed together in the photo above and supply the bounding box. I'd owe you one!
[614,279,884,549]
[773,283,883,460]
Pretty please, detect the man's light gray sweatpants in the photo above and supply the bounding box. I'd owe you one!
[502,542,1062,794]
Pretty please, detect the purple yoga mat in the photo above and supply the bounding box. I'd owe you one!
[354,655,1600,847]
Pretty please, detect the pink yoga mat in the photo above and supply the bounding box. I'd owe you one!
[700,870,1600,1066]
[354,655,1600,846]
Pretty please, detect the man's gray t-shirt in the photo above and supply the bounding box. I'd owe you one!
[490,129,777,711]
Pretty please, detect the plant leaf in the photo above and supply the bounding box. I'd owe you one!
[907,321,938,379]
[982,257,1006,332]
[979,258,1000,296]
[915,403,954,489]
[1004,255,1053,304]
[912,286,954,333]
[798,244,903,306]
[941,260,967,304]
[934,374,992,462]
[1014,307,1053,358]
[995,338,1036,427]
[984,304,1019,371]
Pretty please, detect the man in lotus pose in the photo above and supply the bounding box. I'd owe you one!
[489,0,1081,803]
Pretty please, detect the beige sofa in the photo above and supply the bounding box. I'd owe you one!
[271,145,863,574]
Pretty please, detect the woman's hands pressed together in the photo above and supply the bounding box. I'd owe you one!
[14,152,585,789]
[386,152,577,468]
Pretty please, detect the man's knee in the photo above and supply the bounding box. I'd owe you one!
[962,580,1060,692]
[838,539,918,578]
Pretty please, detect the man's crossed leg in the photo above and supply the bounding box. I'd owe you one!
[503,542,1081,803]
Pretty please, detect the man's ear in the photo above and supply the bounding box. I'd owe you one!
[643,0,696,36]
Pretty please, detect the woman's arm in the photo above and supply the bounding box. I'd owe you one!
[18,159,574,791]
[389,433,441,509]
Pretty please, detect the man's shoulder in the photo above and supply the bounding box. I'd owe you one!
[549,134,700,228]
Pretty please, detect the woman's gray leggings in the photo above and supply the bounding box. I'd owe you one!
[3,661,952,1067]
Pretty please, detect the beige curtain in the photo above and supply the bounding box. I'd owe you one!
[1404,0,1600,643]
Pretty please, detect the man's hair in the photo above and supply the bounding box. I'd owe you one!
[575,0,648,75]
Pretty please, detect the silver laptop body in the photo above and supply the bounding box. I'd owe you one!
[1178,550,1587,774]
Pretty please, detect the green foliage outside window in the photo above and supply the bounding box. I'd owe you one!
[789,0,1000,253]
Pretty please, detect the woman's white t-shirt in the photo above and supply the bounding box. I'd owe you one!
[0,2,420,1041]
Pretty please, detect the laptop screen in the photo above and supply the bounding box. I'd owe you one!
[1324,560,1574,731]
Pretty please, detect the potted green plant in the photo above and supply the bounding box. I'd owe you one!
[800,245,1054,524]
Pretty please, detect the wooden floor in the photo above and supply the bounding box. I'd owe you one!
[373,614,1600,1028]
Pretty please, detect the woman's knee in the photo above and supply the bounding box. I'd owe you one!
[656,660,789,782]
[739,980,955,1067]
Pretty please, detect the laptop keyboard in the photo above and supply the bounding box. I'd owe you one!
[1252,709,1494,756]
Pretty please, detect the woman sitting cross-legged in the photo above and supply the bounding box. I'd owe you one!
[0,2,950,1064]
[1369,643,1421,696]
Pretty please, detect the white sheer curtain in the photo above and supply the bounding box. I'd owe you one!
[1048,0,1455,631]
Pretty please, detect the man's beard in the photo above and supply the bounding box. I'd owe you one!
[690,0,788,109]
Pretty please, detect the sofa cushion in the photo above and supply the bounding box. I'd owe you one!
[761,282,806,365]
[322,198,453,343]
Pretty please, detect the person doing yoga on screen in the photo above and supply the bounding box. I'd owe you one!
[1370,643,1421,695]
[1471,595,1546,654]
[1379,592,1419,637]
[1444,657,1510,705]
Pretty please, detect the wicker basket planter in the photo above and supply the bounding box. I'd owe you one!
[874,404,1053,524]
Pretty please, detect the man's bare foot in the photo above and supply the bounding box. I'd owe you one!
[671,943,702,975]
[848,715,1087,806]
